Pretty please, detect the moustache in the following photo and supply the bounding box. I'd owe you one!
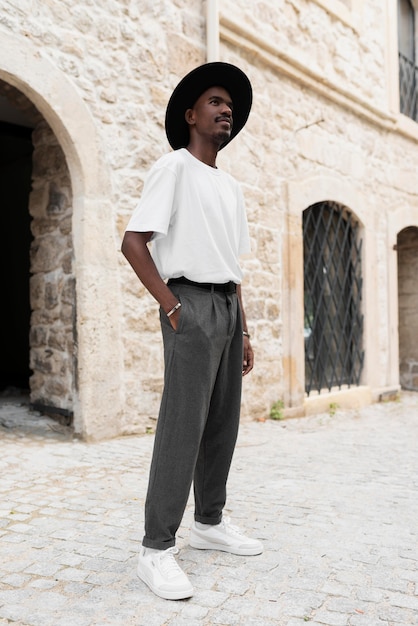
[216,116,233,125]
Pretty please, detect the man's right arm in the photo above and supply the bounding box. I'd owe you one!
[121,231,181,329]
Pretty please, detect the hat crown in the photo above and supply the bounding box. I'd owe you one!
[165,62,252,151]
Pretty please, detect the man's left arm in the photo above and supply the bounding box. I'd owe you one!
[236,284,254,376]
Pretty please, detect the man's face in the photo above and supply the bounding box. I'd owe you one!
[185,86,234,147]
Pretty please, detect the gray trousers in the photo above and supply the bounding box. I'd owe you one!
[142,283,243,550]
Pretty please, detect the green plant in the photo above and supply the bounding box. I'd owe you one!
[270,400,284,420]
[329,402,339,416]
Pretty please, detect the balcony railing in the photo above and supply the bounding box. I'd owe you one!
[399,52,418,121]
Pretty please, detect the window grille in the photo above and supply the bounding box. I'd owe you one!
[398,0,417,121]
[303,201,364,395]
[399,52,418,121]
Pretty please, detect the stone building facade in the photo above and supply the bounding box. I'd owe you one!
[0,0,417,439]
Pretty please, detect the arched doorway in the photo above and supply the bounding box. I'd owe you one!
[397,226,418,390]
[0,80,75,422]
[0,30,124,439]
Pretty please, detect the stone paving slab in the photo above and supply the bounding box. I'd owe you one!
[0,392,418,625]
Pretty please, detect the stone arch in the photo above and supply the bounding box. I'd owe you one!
[397,226,418,389]
[388,206,418,392]
[388,205,418,235]
[0,29,124,439]
[283,174,372,411]
[287,174,366,224]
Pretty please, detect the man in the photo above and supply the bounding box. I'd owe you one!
[122,62,263,601]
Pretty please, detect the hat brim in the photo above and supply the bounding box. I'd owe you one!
[165,62,252,151]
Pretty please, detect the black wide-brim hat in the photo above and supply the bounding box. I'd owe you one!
[165,62,252,150]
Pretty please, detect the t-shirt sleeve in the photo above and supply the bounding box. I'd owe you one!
[125,163,177,239]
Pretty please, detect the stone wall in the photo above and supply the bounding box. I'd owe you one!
[29,121,75,416]
[1,0,417,437]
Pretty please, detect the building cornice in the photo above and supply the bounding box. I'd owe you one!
[220,13,418,143]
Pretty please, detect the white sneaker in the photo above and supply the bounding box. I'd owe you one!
[190,517,263,556]
[137,546,194,600]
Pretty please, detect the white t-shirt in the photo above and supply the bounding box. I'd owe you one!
[125,148,251,284]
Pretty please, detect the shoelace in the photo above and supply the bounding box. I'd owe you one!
[221,516,246,538]
[158,547,183,579]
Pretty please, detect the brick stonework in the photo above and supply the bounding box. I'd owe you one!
[0,0,416,438]
[29,120,75,414]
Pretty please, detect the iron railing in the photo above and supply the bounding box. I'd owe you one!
[303,201,364,396]
[399,52,418,121]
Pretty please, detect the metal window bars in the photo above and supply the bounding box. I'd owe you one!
[399,52,418,121]
[303,201,364,396]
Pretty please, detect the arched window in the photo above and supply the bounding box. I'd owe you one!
[303,201,364,395]
[397,226,418,390]
[398,0,418,120]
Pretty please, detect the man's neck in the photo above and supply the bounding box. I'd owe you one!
[186,143,219,168]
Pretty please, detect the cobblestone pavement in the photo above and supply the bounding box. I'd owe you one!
[0,391,418,626]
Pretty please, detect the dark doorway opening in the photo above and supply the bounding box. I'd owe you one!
[0,121,33,392]
[397,226,418,390]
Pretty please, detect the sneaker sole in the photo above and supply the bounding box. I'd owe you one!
[137,569,194,601]
[189,537,263,556]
